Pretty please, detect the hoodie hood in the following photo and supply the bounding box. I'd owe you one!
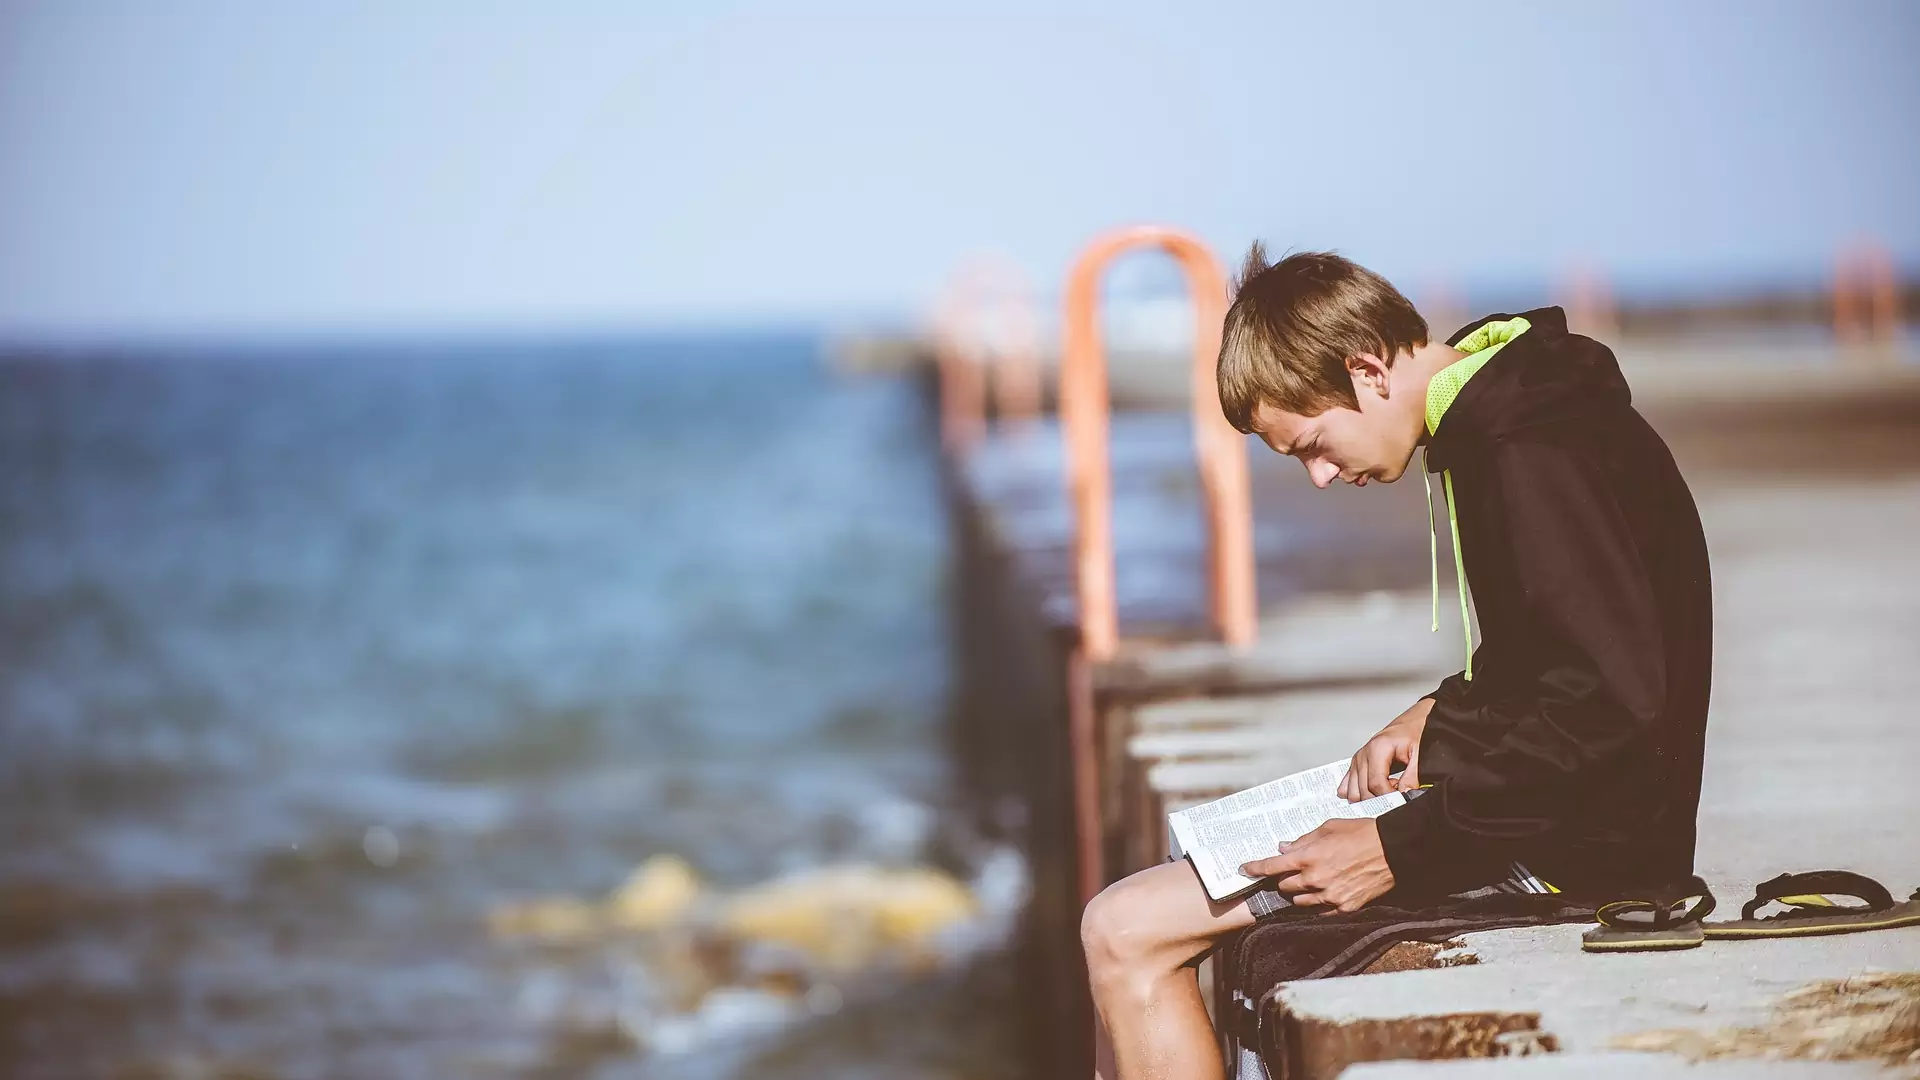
[1425,306,1633,474]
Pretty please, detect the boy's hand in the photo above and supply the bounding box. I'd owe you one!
[1239,818,1394,913]
[1339,697,1434,802]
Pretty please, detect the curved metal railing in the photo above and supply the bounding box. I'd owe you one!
[1058,226,1255,661]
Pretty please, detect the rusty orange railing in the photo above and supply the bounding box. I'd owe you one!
[1561,263,1618,341]
[1834,242,1902,347]
[1418,277,1468,344]
[935,259,1045,453]
[1059,226,1255,662]
[934,292,988,455]
[979,262,1044,433]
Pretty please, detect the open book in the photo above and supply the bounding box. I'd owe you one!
[1168,759,1406,903]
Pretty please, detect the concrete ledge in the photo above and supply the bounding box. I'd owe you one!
[1101,592,1454,699]
[1284,1009,1552,1079]
[1130,681,1437,738]
[1262,926,1920,1079]
[1340,1052,1895,1078]
[1147,757,1310,806]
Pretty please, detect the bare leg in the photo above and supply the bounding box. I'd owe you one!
[1082,860,1259,1080]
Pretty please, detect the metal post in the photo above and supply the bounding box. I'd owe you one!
[935,294,986,456]
[1834,248,1865,347]
[1863,244,1902,345]
[938,260,1045,449]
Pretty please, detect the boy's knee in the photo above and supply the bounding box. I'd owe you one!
[1080,878,1160,980]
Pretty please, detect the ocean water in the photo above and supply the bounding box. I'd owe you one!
[0,336,1027,1079]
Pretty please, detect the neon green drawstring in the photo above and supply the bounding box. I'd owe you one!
[1444,469,1472,681]
[1423,448,1438,633]
[1423,445,1473,681]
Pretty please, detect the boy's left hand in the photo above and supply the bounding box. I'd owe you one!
[1239,818,1395,913]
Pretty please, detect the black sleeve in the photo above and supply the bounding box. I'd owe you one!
[1422,632,1498,708]
[1423,671,1469,708]
[1379,440,1667,896]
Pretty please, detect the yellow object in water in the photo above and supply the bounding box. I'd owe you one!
[485,895,601,941]
[716,865,978,971]
[607,854,703,930]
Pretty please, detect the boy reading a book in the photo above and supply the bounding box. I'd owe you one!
[1081,247,1712,1079]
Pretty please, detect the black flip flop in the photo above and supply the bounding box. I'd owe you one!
[1581,876,1716,953]
[1702,870,1920,939]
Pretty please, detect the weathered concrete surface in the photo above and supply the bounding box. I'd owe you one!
[1686,476,1920,911]
[1101,591,1455,698]
[1341,1053,1898,1078]
[1129,678,1441,737]
[1271,934,1919,1075]
[1129,681,1439,776]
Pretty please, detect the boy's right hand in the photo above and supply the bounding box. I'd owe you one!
[1339,697,1435,802]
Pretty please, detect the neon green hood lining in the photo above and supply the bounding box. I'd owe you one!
[1422,316,1530,681]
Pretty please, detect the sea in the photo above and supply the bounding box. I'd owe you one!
[0,334,1029,1079]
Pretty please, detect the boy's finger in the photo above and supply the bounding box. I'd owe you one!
[1400,742,1421,790]
[1239,853,1300,878]
[1365,741,1397,795]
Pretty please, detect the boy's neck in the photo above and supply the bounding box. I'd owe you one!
[1407,339,1467,444]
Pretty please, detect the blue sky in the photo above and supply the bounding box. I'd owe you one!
[1,1,1915,338]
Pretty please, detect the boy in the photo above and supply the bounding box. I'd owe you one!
[1081,246,1712,1079]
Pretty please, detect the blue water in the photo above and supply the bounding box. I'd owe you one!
[0,337,1025,1078]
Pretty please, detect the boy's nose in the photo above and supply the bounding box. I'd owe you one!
[1308,460,1337,489]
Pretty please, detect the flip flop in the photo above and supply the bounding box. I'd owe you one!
[1702,870,1920,939]
[1581,876,1716,953]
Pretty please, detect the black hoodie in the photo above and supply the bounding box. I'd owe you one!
[1375,307,1713,898]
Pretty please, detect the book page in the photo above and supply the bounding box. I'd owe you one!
[1168,760,1405,902]
[1174,759,1349,826]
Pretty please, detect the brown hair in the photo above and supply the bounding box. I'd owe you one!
[1216,244,1429,433]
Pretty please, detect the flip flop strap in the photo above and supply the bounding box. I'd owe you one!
[1741,870,1895,921]
[1596,875,1717,930]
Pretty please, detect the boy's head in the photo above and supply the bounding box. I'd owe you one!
[1217,245,1431,488]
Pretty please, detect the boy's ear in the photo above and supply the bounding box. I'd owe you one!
[1348,353,1392,399]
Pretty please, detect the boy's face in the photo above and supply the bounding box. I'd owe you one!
[1248,354,1422,489]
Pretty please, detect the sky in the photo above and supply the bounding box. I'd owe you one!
[1,0,1916,339]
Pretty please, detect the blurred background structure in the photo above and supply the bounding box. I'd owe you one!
[1,3,1916,1079]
